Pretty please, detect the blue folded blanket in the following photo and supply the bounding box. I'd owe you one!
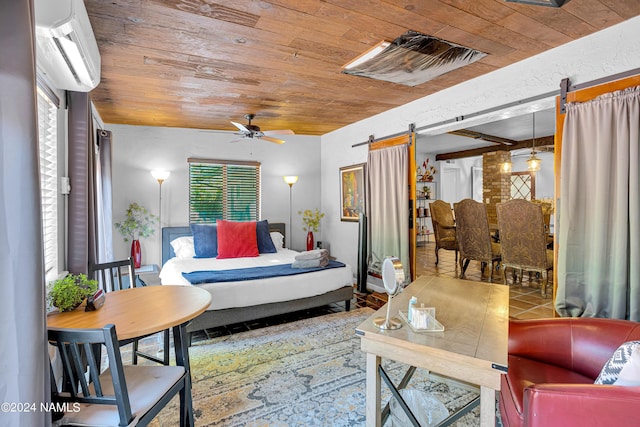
[182,260,346,285]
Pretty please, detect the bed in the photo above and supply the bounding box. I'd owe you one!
[159,222,354,338]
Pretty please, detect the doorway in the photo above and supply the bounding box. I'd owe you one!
[441,165,461,203]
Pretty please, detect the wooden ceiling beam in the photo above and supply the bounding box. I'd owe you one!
[436,135,555,161]
[448,129,518,146]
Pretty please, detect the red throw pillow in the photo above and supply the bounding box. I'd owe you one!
[216,220,259,259]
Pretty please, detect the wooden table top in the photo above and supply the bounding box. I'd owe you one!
[357,275,509,378]
[47,285,211,341]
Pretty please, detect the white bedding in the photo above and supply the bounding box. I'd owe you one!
[160,249,353,311]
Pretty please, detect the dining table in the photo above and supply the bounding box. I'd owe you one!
[47,285,211,426]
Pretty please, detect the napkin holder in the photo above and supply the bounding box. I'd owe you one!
[85,289,105,311]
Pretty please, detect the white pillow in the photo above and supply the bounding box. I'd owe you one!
[595,340,640,385]
[270,232,284,250]
[614,346,640,386]
[170,236,195,259]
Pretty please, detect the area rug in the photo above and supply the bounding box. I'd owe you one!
[148,308,481,426]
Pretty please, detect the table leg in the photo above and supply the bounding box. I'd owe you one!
[366,352,381,427]
[480,386,496,426]
[173,323,194,427]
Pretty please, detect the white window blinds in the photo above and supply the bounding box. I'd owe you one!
[188,158,260,223]
[37,87,59,279]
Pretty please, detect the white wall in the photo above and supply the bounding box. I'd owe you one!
[108,125,321,266]
[320,16,640,275]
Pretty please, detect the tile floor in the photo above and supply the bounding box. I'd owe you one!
[416,242,556,320]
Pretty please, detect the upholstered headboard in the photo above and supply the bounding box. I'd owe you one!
[161,222,286,266]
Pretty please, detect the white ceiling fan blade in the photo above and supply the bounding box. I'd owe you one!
[261,135,286,144]
[231,121,250,133]
[263,129,295,136]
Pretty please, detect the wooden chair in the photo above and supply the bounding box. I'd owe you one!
[429,200,458,265]
[89,258,135,292]
[89,258,170,365]
[48,324,188,426]
[454,199,501,281]
[497,199,553,297]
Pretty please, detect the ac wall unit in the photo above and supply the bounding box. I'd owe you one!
[35,0,101,92]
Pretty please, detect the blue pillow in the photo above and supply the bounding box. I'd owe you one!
[256,220,277,254]
[190,223,218,258]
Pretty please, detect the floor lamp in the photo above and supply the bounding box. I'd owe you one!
[283,176,298,249]
[151,170,170,265]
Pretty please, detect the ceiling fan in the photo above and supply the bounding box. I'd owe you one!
[230,114,294,144]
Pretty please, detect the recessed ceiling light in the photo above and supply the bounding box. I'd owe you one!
[342,31,486,87]
[343,41,391,70]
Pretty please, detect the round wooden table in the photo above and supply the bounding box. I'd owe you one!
[47,285,211,427]
[47,285,210,340]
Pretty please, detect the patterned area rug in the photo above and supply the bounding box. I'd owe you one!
[148,308,482,426]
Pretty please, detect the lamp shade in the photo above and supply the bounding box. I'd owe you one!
[151,170,170,182]
[284,175,298,186]
[527,153,541,172]
[500,161,512,174]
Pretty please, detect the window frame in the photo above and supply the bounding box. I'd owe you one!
[36,83,64,282]
[188,158,261,223]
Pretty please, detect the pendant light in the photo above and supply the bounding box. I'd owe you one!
[527,112,542,172]
[500,158,512,174]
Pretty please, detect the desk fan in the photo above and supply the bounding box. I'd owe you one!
[373,256,405,330]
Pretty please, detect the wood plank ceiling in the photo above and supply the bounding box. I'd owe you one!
[85,0,640,136]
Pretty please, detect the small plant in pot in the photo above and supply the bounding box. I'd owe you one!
[48,273,98,312]
[115,203,157,268]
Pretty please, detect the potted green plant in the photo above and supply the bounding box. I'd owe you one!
[48,273,98,312]
[298,208,325,251]
[115,203,157,268]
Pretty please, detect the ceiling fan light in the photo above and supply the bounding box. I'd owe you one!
[504,0,568,7]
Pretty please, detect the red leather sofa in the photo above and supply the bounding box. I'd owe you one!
[499,317,640,427]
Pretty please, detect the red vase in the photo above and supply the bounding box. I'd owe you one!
[306,231,314,251]
[131,239,142,268]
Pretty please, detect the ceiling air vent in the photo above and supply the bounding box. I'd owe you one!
[342,30,486,87]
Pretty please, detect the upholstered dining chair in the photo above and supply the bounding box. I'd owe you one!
[429,200,458,265]
[496,199,553,297]
[532,199,554,248]
[48,324,189,426]
[454,199,501,281]
[89,258,170,365]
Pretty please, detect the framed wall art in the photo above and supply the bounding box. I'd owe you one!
[340,163,366,222]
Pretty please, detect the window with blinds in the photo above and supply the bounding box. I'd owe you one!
[37,87,59,280]
[188,158,261,223]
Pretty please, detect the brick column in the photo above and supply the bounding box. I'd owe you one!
[483,151,511,224]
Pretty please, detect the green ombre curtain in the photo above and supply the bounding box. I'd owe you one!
[556,86,640,321]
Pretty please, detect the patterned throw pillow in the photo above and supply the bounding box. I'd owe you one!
[594,340,640,385]
[614,346,640,386]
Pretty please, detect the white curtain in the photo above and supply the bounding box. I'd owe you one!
[556,86,640,320]
[96,130,114,263]
[367,144,409,279]
[0,0,51,425]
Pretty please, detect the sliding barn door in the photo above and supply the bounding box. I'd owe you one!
[367,133,416,281]
[555,74,640,320]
